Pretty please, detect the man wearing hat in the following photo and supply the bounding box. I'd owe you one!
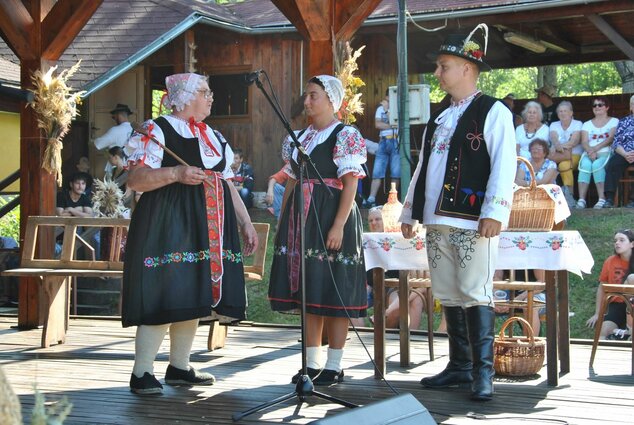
[535,84,559,125]
[400,24,516,401]
[94,103,134,151]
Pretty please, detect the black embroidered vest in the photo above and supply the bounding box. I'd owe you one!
[412,94,497,222]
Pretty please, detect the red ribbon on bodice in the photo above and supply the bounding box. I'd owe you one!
[189,117,220,156]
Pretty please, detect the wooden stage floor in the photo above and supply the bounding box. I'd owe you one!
[1,316,633,424]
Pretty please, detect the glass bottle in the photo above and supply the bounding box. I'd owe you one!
[381,182,403,232]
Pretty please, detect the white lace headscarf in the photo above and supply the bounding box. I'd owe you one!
[162,73,208,112]
[313,75,344,113]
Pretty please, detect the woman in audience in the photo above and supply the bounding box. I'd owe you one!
[515,138,558,187]
[516,101,549,160]
[549,101,583,207]
[603,94,634,208]
[586,229,634,340]
[576,97,619,209]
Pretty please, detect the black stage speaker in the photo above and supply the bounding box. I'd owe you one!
[309,393,436,425]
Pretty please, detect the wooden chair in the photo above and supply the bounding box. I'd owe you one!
[614,164,634,206]
[207,222,270,350]
[384,271,435,362]
[493,270,546,334]
[589,284,634,375]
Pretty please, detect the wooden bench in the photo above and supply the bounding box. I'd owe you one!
[1,216,129,348]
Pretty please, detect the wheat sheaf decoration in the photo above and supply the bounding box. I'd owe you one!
[334,41,365,125]
[29,61,85,186]
[92,179,126,218]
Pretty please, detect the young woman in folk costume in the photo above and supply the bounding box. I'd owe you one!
[268,75,368,386]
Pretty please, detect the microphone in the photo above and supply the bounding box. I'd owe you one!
[244,69,263,85]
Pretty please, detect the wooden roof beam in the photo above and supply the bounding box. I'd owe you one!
[586,13,634,61]
[335,0,383,41]
[42,0,103,60]
[0,0,35,60]
[296,0,331,41]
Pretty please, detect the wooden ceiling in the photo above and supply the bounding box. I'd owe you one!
[358,0,634,73]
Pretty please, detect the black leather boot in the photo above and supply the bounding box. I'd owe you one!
[420,306,473,388]
[466,306,495,401]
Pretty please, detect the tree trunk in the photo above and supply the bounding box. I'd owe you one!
[615,60,634,92]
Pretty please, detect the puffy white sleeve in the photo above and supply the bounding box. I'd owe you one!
[480,102,517,227]
[399,128,426,226]
[333,126,367,179]
[126,120,165,169]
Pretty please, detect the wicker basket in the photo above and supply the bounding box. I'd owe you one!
[507,157,555,231]
[493,316,545,376]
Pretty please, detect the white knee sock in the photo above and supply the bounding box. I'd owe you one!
[169,319,200,370]
[324,348,344,372]
[132,324,169,378]
[306,346,323,370]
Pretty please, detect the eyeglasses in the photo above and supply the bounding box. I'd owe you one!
[592,103,605,108]
[187,89,214,100]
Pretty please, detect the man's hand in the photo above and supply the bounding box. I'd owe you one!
[478,218,502,238]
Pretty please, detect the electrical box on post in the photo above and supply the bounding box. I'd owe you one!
[388,84,430,126]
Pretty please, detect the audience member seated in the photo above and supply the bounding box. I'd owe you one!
[515,139,558,187]
[74,157,94,198]
[265,165,289,218]
[549,101,583,208]
[516,101,549,160]
[501,93,523,128]
[586,229,634,340]
[107,146,135,208]
[231,148,254,209]
[56,172,94,218]
[359,207,445,332]
[576,97,619,209]
[535,83,559,125]
[493,269,545,336]
[603,94,634,208]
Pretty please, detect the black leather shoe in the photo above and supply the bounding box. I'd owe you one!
[420,368,473,388]
[130,372,163,395]
[313,369,344,386]
[165,365,215,386]
[291,367,322,384]
[603,199,615,208]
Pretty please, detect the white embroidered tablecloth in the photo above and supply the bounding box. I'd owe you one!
[362,230,594,277]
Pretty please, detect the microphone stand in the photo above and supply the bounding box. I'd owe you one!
[233,73,357,422]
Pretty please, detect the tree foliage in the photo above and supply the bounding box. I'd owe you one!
[422,61,624,102]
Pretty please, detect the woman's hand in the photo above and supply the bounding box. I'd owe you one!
[585,314,598,328]
[240,222,258,256]
[174,165,208,185]
[326,223,344,251]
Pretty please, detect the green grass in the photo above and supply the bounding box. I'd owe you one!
[244,208,633,339]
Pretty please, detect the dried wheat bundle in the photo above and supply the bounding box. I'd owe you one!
[92,178,126,218]
[0,366,21,425]
[29,61,85,186]
[334,41,365,125]
[31,385,73,425]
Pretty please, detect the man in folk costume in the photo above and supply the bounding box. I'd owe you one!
[400,25,516,401]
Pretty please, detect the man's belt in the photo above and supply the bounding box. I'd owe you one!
[382,134,397,139]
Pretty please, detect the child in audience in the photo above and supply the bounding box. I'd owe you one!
[586,229,634,340]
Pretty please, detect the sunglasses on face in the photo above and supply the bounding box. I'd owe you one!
[593,103,605,108]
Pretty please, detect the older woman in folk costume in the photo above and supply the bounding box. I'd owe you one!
[122,73,257,395]
[268,75,367,386]
[400,25,516,401]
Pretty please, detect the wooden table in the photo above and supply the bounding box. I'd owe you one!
[363,230,594,386]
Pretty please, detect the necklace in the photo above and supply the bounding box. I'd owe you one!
[524,124,537,139]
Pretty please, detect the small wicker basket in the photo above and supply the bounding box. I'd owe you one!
[493,316,545,376]
[507,157,555,231]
